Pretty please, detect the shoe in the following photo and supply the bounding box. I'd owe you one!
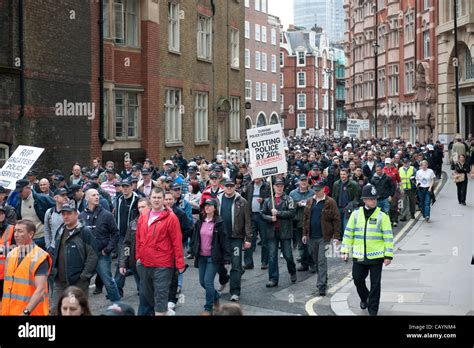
[309,266,317,274]
[261,264,269,270]
[425,217,430,222]
[360,301,368,310]
[266,281,278,288]
[400,218,407,222]
[461,202,466,206]
[392,222,398,227]
[213,300,220,312]
[166,308,176,316]
[411,215,415,219]
[218,282,228,292]
[257,241,262,246]
[125,269,133,277]
[177,287,182,294]
[93,288,103,295]
[368,311,378,316]
[296,256,302,262]
[319,290,326,296]
[290,273,297,283]
[230,294,240,302]
[168,302,176,311]
[297,265,309,272]
[243,264,254,270]
[280,252,284,258]
[201,311,212,316]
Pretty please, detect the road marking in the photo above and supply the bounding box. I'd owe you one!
[305,273,353,316]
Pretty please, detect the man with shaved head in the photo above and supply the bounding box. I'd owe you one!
[79,188,121,302]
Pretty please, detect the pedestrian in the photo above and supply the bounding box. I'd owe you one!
[332,169,361,233]
[289,175,315,272]
[383,158,401,227]
[200,171,225,205]
[190,198,230,315]
[214,303,243,316]
[26,170,41,194]
[101,168,118,199]
[341,184,394,316]
[451,136,467,164]
[13,179,55,250]
[362,151,377,180]
[399,158,417,221]
[302,181,341,296]
[242,177,270,270]
[370,165,395,215]
[120,158,134,180]
[44,188,69,251]
[261,178,297,288]
[55,286,92,316]
[69,184,87,212]
[217,179,252,301]
[415,160,435,222]
[78,189,121,302]
[135,187,185,316]
[137,168,158,198]
[0,186,17,225]
[453,154,470,206]
[38,178,53,197]
[2,219,52,316]
[69,164,86,187]
[50,204,98,314]
[184,181,202,223]
[0,207,15,313]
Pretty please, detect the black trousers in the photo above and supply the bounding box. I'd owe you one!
[456,179,468,204]
[168,267,179,304]
[352,260,383,315]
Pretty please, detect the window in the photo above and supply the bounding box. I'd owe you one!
[378,25,385,52]
[423,30,430,58]
[465,46,474,80]
[297,93,306,110]
[198,15,212,60]
[104,89,109,139]
[271,54,277,72]
[410,117,417,144]
[255,24,261,41]
[103,0,110,38]
[378,68,386,97]
[280,95,284,112]
[255,0,260,11]
[315,91,319,109]
[195,93,208,142]
[257,113,266,127]
[297,72,306,87]
[168,2,180,52]
[0,144,9,167]
[261,26,267,43]
[262,83,268,101]
[423,0,429,10]
[262,53,267,71]
[230,97,240,141]
[245,49,250,68]
[297,51,306,66]
[272,84,277,102]
[255,51,261,70]
[405,61,414,93]
[256,82,261,100]
[165,88,182,143]
[245,21,250,39]
[280,73,284,88]
[230,29,239,68]
[383,118,388,138]
[113,0,139,47]
[388,65,399,96]
[280,52,284,67]
[245,80,252,100]
[315,110,319,129]
[261,0,267,13]
[270,114,279,125]
[404,11,415,43]
[298,114,306,128]
[395,118,401,138]
[271,28,277,45]
[245,0,249,8]
[114,90,139,139]
[315,69,319,87]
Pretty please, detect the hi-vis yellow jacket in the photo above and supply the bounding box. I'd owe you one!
[341,207,394,260]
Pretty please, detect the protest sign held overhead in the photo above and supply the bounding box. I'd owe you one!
[0,146,45,190]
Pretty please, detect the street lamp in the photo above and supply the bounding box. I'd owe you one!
[453,0,460,135]
[324,67,333,136]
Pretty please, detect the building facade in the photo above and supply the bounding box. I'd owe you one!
[293,0,345,43]
[280,26,336,135]
[344,0,438,142]
[436,0,474,141]
[334,45,347,133]
[244,0,281,131]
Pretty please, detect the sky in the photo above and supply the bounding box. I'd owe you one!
[268,0,294,29]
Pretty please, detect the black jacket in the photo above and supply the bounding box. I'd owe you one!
[79,205,120,254]
[261,194,296,240]
[119,218,138,271]
[190,217,231,267]
[370,173,395,199]
[243,181,271,209]
[50,221,98,285]
[14,190,55,224]
[363,162,377,180]
[114,192,140,235]
[172,204,192,243]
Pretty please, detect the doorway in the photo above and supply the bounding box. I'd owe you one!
[464,104,474,139]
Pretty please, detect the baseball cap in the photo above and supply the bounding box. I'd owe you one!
[427,144,434,150]
[106,168,116,174]
[172,183,182,190]
[144,158,153,164]
[14,179,30,193]
[313,182,325,191]
[164,160,173,166]
[187,166,197,173]
[60,204,75,213]
[142,168,151,175]
[165,176,173,183]
[167,166,177,173]
[54,175,65,182]
[274,178,285,186]
[54,188,68,196]
[385,158,392,164]
[204,198,218,207]
[130,176,139,183]
[69,184,82,192]
[299,174,308,181]
[120,178,132,186]
[209,172,219,179]
[224,179,235,187]
[27,170,37,177]
[104,302,135,316]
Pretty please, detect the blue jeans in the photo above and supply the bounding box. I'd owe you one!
[377,198,390,214]
[244,213,268,266]
[198,256,220,313]
[96,254,121,302]
[338,208,349,238]
[417,188,431,218]
[267,237,296,284]
[294,227,314,267]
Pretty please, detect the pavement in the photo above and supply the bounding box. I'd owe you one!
[328,165,473,316]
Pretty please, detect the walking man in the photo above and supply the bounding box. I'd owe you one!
[399,158,417,221]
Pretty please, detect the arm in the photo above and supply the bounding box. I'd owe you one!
[302,202,311,238]
[136,215,144,262]
[80,230,99,281]
[43,209,52,250]
[24,275,49,314]
[276,197,296,220]
[105,214,120,254]
[340,210,356,256]
[381,214,394,260]
[119,223,132,269]
[169,215,185,270]
[218,221,231,264]
[260,199,274,222]
[331,200,341,240]
[242,199,252,243]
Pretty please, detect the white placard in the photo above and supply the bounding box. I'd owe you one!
[296,128,303,137]
[308,128,315,137]
[0,146,45,190]
[247,124,288,179]
[347,119,361,138]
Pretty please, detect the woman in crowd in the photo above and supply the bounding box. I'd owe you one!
[453,154,470,206]
[416,160,435,222]
[55,286,92,316]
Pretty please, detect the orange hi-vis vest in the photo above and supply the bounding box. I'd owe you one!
[0,225,14,280]
[2,244,52,316]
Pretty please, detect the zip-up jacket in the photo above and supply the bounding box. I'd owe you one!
[289,188,315,228]
[261,194,296,240]
[14,190,55,224]
[114,192,140,236]
[370,173,395,199]
[217,192,252,242]
[79,205,119,254]
[190,217,231,267]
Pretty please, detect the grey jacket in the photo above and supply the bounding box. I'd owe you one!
[261,194,296,240]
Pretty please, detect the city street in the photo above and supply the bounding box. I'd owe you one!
[87,172,457,316]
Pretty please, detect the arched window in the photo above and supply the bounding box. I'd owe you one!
[395,118,401,138]
[0,144,9,167]
[410,118,417,144]
[371,116,376,137]
[257,113,267,127]
[465,46,474,80]
[245,116,253,130]
[383,118,388,138]
[269,113,279,125]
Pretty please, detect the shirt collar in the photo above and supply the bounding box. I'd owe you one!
[316,194,326,203]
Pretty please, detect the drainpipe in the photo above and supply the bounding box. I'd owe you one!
[19,0,24,118]
[99,0,107,144]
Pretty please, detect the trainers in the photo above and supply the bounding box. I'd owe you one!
[319,290,326,296]
[93,288,102,295]
[280,252,284,258]
[309,266,317,274]
[230,294,240,302]
[296,256,302,263]
[218,282,228,292]
[201,311,212,316]
[261,264,269,270]
[266,281,278,288]
[243,264,254,270]
[425,217,430,222]
[392,222,398,227]
[360,301,368,310]
[290,273,297,283]
[213,300,220,312]
[166,308,176,316]
[168,302,176,311]
[297,265,309,272]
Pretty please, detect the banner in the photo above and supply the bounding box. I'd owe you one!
[0,146,45,190]
[347,119,361,138]
[247,124,287,179]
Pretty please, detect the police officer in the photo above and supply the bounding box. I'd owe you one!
[341,184,394,316]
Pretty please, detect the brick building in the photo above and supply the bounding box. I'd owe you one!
[0,0,93,174]
[244,0,281,130]
[280,26,336,135]
[344,0,438,142]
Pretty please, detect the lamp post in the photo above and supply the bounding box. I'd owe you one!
[372,0,379,139]
[453,0,460,135]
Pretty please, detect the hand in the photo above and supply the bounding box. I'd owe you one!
[178,267,186,273]
[271,209,278,216]
[333,239,341,247]
[101,250,107,256]
[119,267,127,276]
[243,241,251,250]
[257,198,263,203]
[384,259,391,266]
[388,196,392,203]
[271,216,277,222]
[224,264,231,271]
[302,236,307,245]
[341,254,348,262]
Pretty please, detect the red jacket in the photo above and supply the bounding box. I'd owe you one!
[383,166,401,184]
[200,185,224,205]
[136,208,185,269]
